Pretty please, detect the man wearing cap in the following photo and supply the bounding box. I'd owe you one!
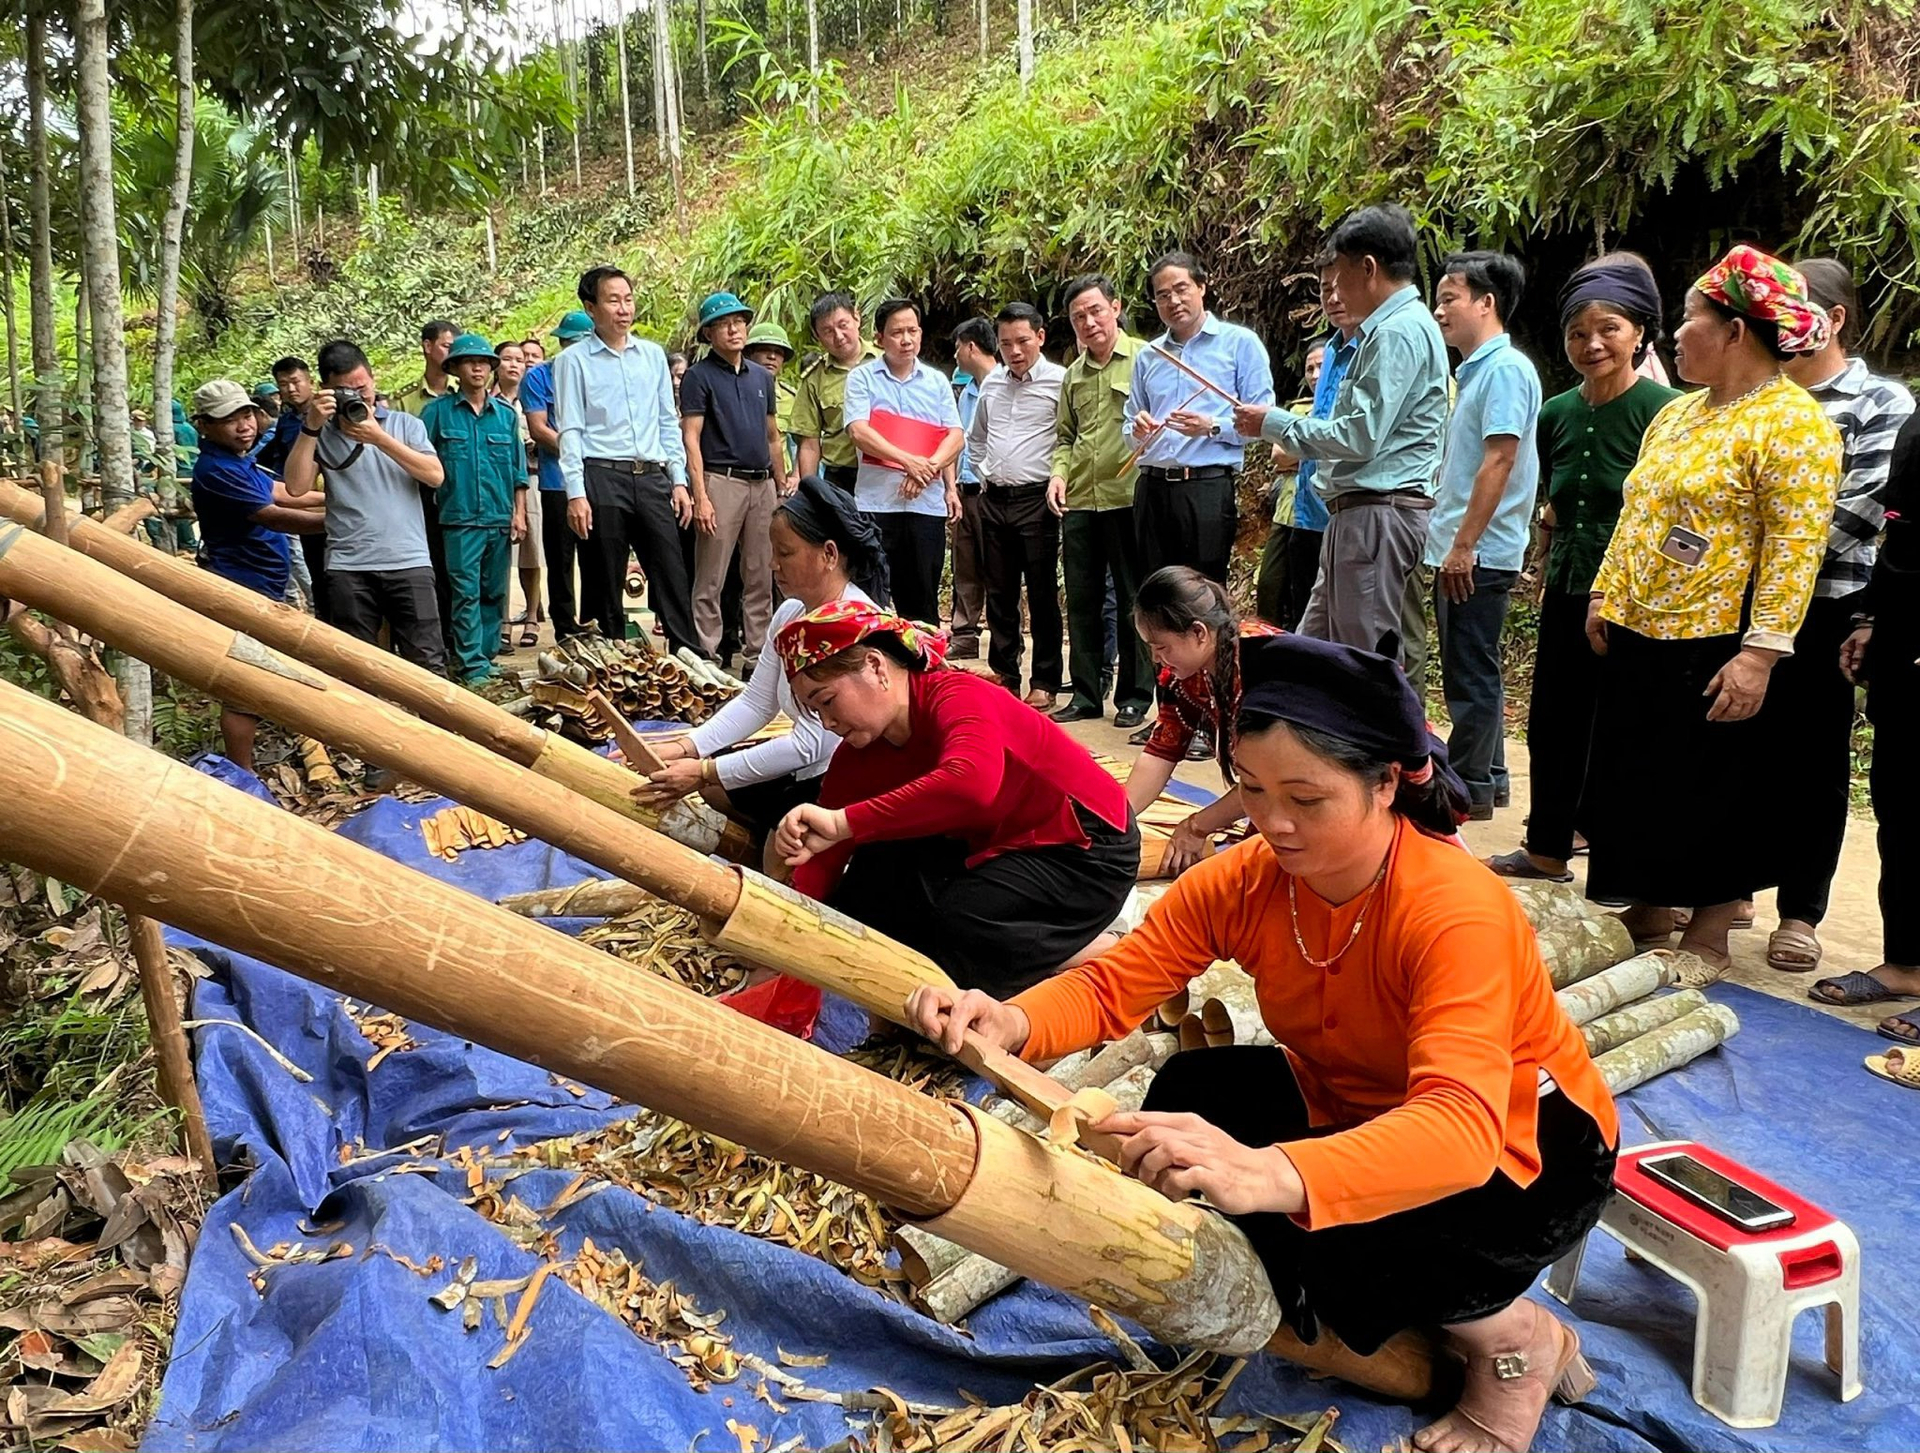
[743,321,799,465]
[421,334,530,684]
[551,265,697,652]
[257,356,331,620]
[682,291,790,671]
[284,339,449,676]
[189,379,325,770]
[794,291,881,495]
[521,310,593,639]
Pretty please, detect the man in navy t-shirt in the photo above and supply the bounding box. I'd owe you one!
[189,379,325,771]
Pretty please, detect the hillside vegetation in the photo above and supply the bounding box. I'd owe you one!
[178,0,1920,396]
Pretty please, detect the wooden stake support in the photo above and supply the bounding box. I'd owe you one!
[0,479,751,863]
[0,678,1318,1362]
[127,915,215,1183]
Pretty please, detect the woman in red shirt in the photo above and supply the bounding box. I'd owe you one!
[773,600,1139,996]
[1126,566,1283,875]
[911,634,1618,1453]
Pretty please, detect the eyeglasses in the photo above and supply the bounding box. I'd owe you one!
[1152,281,1199,303]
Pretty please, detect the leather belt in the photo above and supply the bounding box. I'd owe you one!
[987,479,1049,491]
[1325,487,1433,514]
[584,457,668,474]
[709,467,773,482]
[1139,464,1235,483]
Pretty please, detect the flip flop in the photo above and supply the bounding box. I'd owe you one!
[1485,849,1574,884]
[1865,1046,1920,1090]
[1810,971,1910,1007]
[1766,926,1823,972]
[1877,1009,1920,1046]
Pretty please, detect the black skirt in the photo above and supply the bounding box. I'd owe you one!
[1580,627,1773,906]
[828,802,1140,997]
[722,770,823,838]
[1144,1046,1616,1356]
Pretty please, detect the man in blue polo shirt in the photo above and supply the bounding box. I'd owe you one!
[521,310,594,639]
[682,291,790,672]
[189,379,324,771]
[1424,250,1541,819]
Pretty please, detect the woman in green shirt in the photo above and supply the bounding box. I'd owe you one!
[1489,259,1678,882]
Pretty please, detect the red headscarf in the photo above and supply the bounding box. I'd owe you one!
[773,598,950,677]
[1693,245,1830,355]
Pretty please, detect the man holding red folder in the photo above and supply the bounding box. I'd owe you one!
[844,299,965,622]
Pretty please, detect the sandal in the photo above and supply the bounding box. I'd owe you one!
[1877,1009,1920,1046]
[1865,1046,1920,1090]
[1418,1306,1596,1453]
[1670,945,1730,989]
[1485,849,1573,884]
[519,625,539,648]
[1766,926,1823,972]
[1810,971,1911,1007]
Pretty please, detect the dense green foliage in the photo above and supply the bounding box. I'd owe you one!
[658,0,1920,371]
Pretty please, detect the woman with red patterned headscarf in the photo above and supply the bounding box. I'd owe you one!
[1582,245,1842,977]
[770,599,1139,997]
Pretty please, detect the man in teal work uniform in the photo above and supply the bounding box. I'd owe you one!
[421,334,529,684]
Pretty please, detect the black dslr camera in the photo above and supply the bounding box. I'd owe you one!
[331,388,370,426]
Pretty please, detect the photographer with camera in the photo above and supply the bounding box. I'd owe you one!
[283,339,449,674]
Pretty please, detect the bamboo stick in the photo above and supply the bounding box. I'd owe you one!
[1580,990,1708,1057]
[0,520,959,1021]
[127,915,215,1182]
[1554,951,1679,1027]
[1592,1003,1740,1094]
[0,479,748,861]
[0,679,1306,1361]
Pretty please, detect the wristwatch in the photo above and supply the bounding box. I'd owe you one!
[1207,422,1223,439]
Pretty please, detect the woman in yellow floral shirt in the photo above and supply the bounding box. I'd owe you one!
[1583,246,1842,973]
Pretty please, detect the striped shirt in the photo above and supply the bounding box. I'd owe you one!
[1805,356,1915,599]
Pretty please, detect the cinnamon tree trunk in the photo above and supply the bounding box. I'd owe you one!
[0,678,1299,1359]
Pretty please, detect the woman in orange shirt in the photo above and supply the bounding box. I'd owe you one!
[911,635,1620,1453]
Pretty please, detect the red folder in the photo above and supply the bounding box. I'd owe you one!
[859,407,951,468]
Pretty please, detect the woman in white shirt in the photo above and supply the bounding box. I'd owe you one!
[634,475,890,843]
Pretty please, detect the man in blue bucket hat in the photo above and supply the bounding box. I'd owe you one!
[681,290,790,670]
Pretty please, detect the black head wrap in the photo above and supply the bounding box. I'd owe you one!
[1557,260,1663,336]
[1235,634,1468,824]
[778,475,893,607]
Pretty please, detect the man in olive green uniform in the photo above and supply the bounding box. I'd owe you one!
[744,321,799,474]
[792,292,880,494]
[421,334,529,684]
[1048,274,1153,729]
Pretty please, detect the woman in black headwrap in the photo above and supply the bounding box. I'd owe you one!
[912,635,1617,1453]
[633,475,892,838]
[1487,257,1679,883]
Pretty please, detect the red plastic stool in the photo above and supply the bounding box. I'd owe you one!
[1546,1140,1862,1428]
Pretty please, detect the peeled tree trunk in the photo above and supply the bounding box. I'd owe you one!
[149,0,196,477]
[0,678,1299,1361]
[72,0,151,743]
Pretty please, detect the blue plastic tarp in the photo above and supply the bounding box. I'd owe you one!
[144,760,1918,1451]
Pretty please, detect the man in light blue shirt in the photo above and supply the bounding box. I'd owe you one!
[550,265,697,652]
[1123,251,1275,584]
[844,298,964,623]
[1232,205,1449,665]
[1425,250,1541,818]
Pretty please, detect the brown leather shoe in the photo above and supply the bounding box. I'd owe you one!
[1023,688,1056,711]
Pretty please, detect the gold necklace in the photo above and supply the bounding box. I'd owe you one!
[1288,859,1390,969]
